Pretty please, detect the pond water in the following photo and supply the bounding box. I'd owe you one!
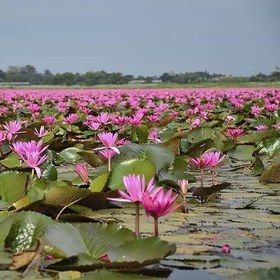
[169,268,225,280]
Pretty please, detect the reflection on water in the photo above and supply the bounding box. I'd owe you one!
[169,269,225,280]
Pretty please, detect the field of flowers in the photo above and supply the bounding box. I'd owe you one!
[0,88,279,279]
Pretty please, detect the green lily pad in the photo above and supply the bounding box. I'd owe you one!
[0,171,28,204]
[108,159,156,190]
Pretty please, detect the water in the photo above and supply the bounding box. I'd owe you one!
[169,269,225,280]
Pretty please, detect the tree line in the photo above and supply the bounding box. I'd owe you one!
[0,65,279,86]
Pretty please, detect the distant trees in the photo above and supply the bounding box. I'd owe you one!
[0,64,279,86]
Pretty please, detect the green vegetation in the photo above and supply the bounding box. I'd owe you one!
[0,64,280,87]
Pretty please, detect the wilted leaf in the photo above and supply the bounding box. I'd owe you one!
[11,251,36,270]
[12,196,30,210]
[192,182,231,203]
[260,162,280,183]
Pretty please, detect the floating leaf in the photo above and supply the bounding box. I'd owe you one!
[12,196,30,210]
[0,154,21,168]
[0,211,53,252]
[259,138,280,157]
[108,237,176,264]
[90,173,109,193]
[228,145,255,161]
[58,271,82,280]
[118,144,174,172]
[44,223,135,258]
[42,164,58,181]
[59,147,81,164]
[108,159,156,189]
[77,151,103,167]
[192,182,231,203]
[185,127,215,143]
[0,171,28,204]
[135,125,149,143]
[228,267,280,280]
[80,269,165,280]
[253,156,265,175]
[44,186,92,219]
[260,162,280,183]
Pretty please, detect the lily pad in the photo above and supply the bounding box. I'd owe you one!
[0,171,28,204]
[108,159,156,190]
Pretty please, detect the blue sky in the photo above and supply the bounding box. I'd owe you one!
[0,0,279,76]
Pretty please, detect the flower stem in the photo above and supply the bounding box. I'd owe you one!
[200,168,204,187]
[135,202,140,238]
[211,167,216,185]
[108,157,111,172]
[154,218,159,237]
[183,196,188,213]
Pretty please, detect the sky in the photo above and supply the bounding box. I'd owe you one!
[0,0,279,76]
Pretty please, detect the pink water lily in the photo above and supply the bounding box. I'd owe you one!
[34,126,49,138]
[141,188,182,237]
[109,174,160,237]
[203,151,226,184]
[43,116,56,125]
[95,132,119,172]
[0,130,7,146]
[63,113,79,124]
[3,120,23,141]
[148,128,161,144]
[97,132,120,154]
[255,125,268,131]
[12,140,48,178]
[226,128,245,143]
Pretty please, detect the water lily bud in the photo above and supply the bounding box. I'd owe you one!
[74,163,90,184]
[222,244,231,253]
[178,179,188,196]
